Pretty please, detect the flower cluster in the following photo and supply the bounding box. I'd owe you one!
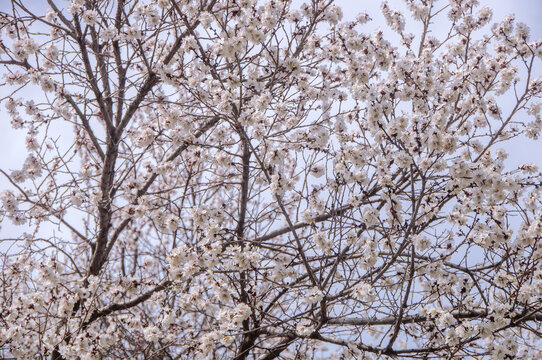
[1,0,542,359]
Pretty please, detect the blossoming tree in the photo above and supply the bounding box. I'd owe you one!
[1,0,542,358]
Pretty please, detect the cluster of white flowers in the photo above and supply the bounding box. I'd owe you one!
[352,282,376,303]
[167,244,199,279]
[412,234,431,251]
[305,286,324,304]
[1,0,542,358]
[218,303,252,329]
[311,231,332,254]
[12,38,38,60]
[0,190,18,213]
[381,2,405,32]
[270,173,294,196]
